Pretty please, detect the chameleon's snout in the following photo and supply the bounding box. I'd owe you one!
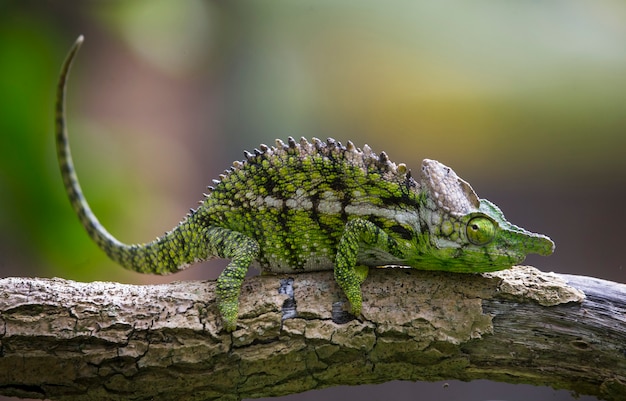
[515,231,555,257]
[477,199,555,259]
[532,234,555,256]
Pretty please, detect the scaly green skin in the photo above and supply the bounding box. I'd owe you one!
[55,36,555,331]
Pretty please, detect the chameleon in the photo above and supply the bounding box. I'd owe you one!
[55,36,555,331]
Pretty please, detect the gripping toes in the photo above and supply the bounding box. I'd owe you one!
[216,294,239,332]
[334,266,364,315]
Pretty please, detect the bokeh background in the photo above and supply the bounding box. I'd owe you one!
[1,1,624,400]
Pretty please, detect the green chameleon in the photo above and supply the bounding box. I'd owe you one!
[55,36,554,331]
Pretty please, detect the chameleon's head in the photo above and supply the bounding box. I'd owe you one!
[416,159,555,272]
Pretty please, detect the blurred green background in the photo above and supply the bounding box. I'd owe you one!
[0,1,624,400]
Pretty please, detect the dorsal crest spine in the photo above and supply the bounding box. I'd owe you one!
[222,136,408,183]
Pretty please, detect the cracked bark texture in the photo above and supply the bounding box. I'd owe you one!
[0,266,624,401]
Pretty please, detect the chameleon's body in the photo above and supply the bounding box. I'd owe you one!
[55,37,554,331]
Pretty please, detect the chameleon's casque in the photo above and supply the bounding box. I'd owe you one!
[55,36,554,331]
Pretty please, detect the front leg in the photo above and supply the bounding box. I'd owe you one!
[334,218,395,316]
[207,227,260,332]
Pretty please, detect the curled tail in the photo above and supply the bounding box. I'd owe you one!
[55,36,209,275]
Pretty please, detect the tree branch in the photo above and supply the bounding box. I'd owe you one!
[0,266,624,401]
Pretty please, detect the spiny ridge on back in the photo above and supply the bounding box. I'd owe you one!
[204,137,411,196]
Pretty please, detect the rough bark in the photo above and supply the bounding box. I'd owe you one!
[0,266,623,401]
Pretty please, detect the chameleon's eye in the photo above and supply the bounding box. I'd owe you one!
[466,216,496,246]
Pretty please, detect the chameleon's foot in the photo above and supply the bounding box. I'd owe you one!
[345,288,363,317]
[335,268,365,317]
[218,299,239,332]
[223,321,237,332]
[345,268,368,316]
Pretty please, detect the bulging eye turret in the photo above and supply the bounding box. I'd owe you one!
[466,216,496,246]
